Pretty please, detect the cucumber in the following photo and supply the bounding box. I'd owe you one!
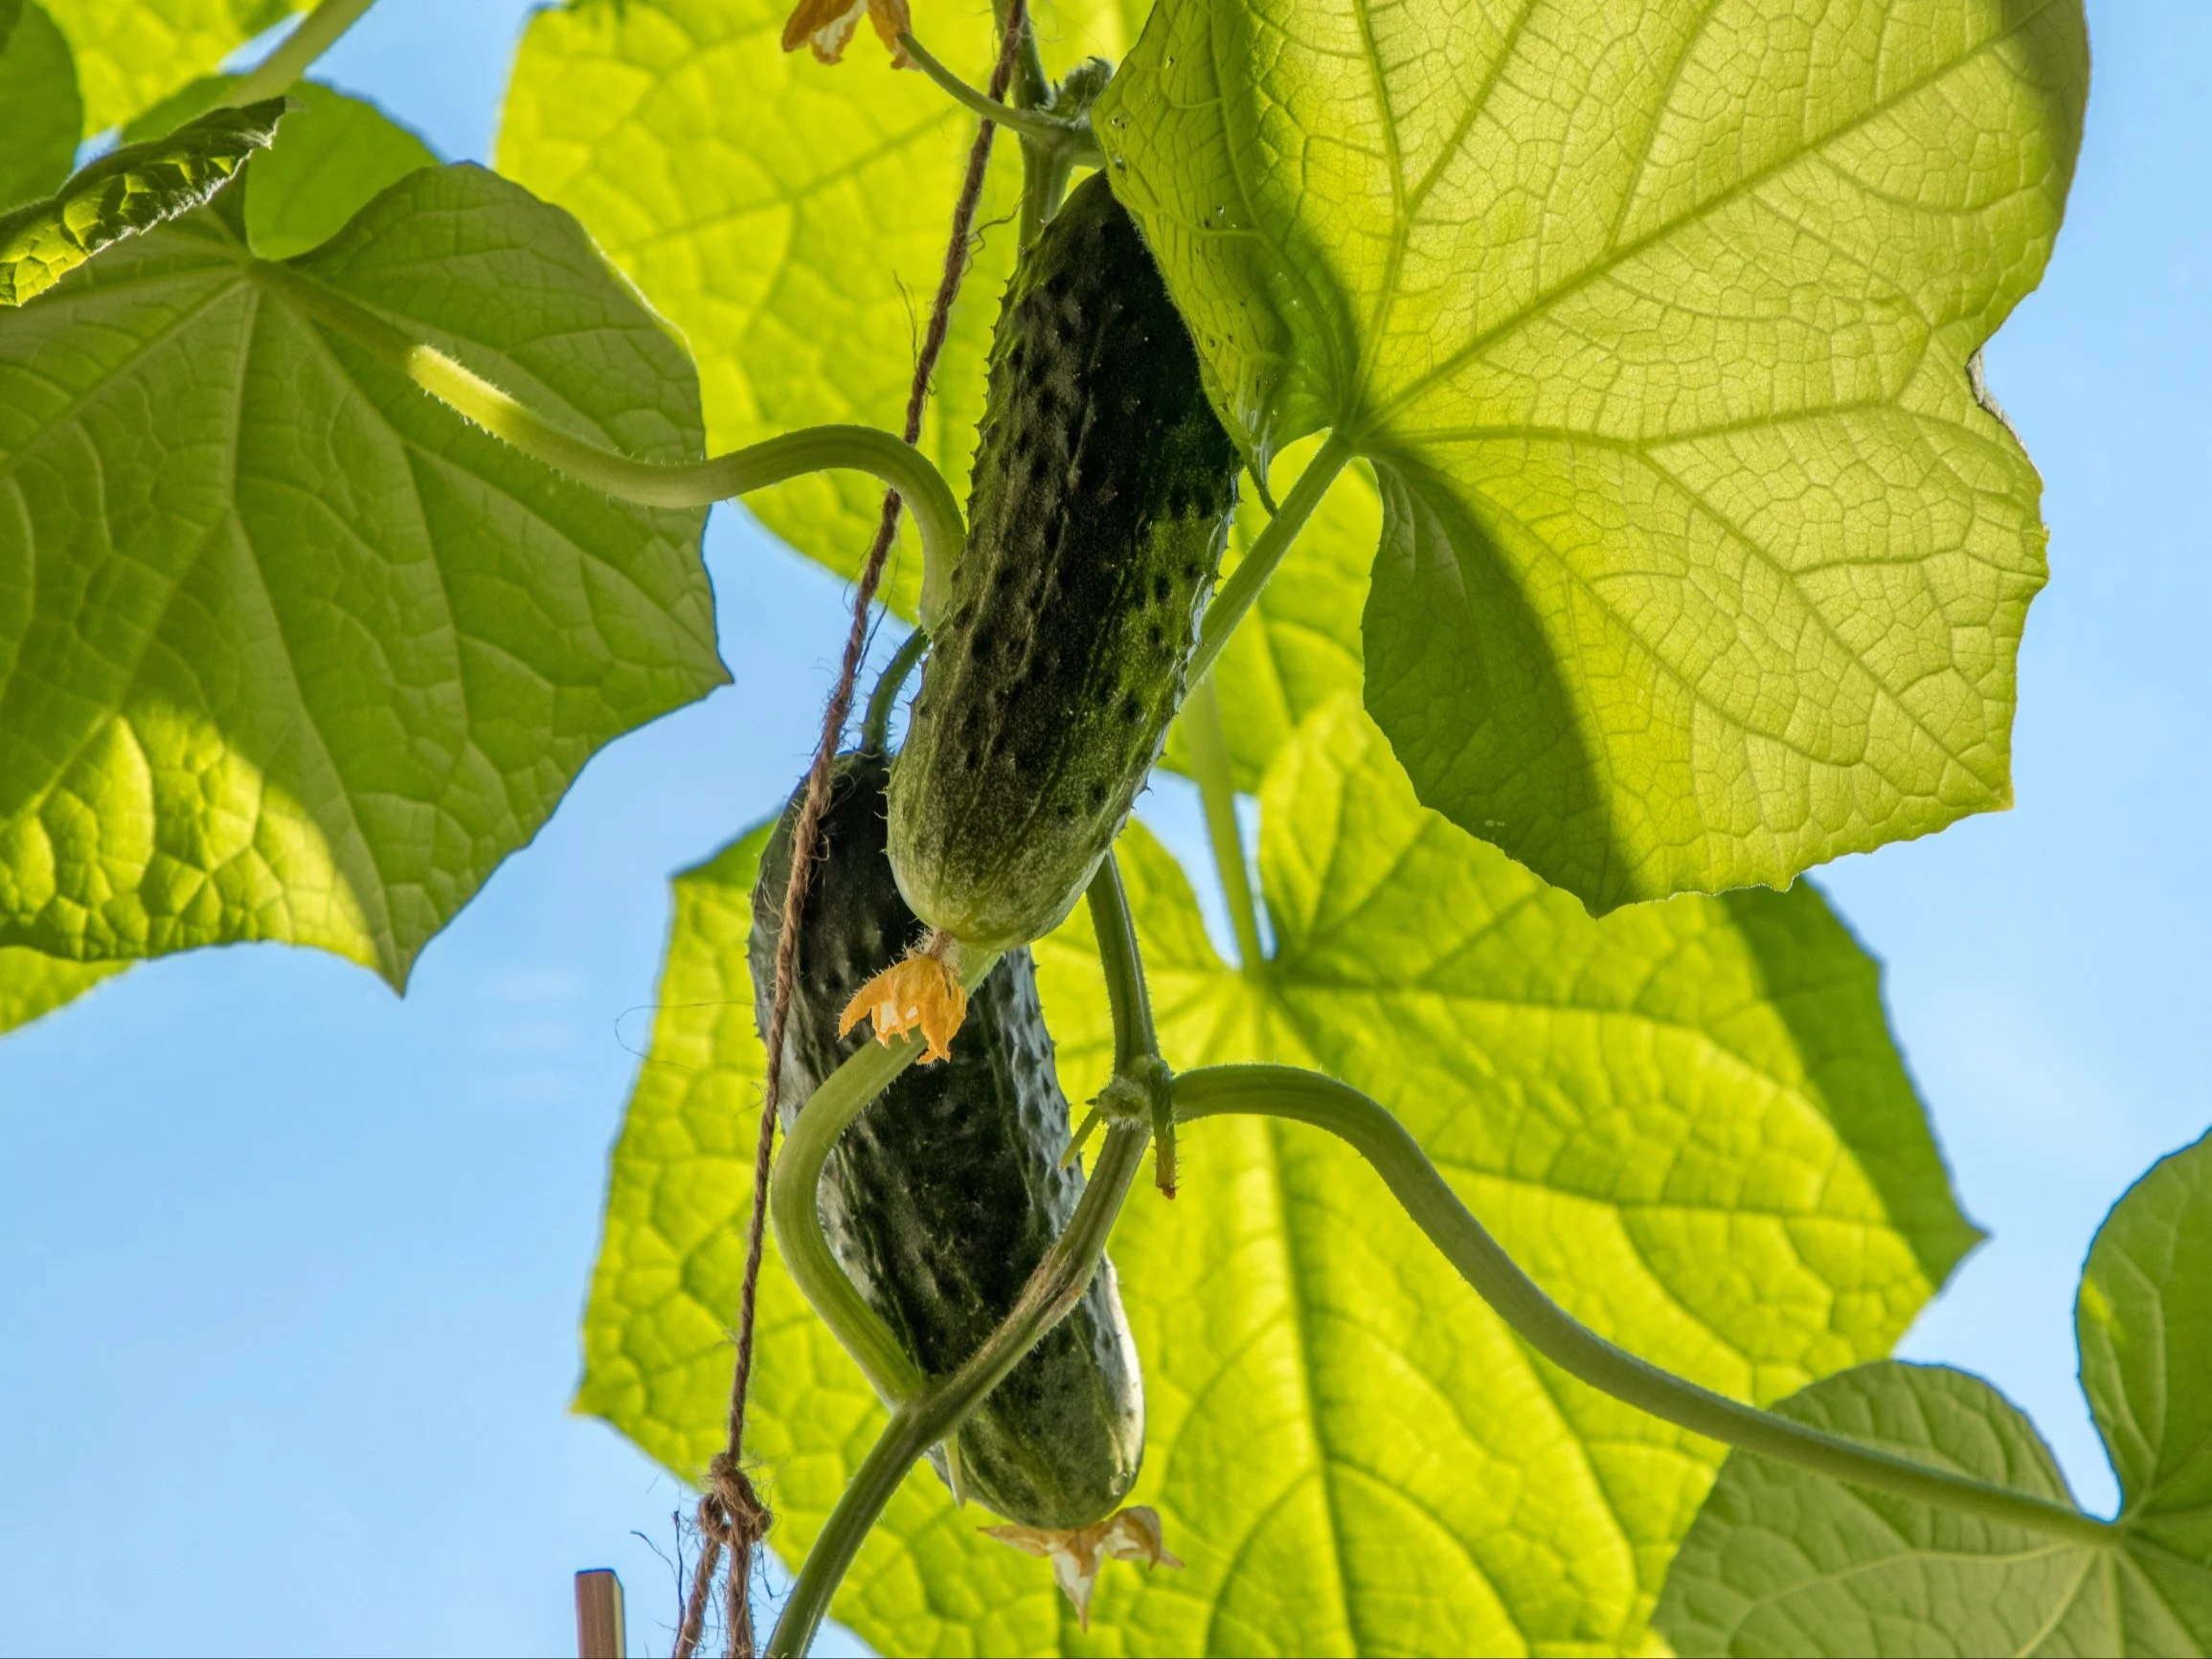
[753,750,1145,1528]
[888,170,1240,952]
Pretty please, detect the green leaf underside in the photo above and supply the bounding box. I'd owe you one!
[41,0,305,134]
[0,943,119,1035]
[116,78,440,263]
[496,0,1148,617]
[1163,436,1379,793]
[583,698,1974,1654]
[242,81,439,261]
[0,164,723,985]
[1097,0,2088,912]
[1656,1132,2212,1656]
[0,3,81,213]
[0,99,287,306]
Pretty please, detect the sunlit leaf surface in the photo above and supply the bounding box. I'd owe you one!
[0,166,722,984]
[42,0,304,133]
[0,945,119,1036]
[1099,0,2088,910]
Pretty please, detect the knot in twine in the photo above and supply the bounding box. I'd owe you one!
[700,1452,771,1549]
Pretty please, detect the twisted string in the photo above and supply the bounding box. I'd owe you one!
[673,9,1033,1653]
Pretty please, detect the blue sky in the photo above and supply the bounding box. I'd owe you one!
[1,2,2207,1654]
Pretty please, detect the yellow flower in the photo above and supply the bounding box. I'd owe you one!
[982,1506,1184,1629]
[839,946,967,1063]
[780,0,913,66]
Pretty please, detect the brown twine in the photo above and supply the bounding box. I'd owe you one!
[673,10,1034,1655]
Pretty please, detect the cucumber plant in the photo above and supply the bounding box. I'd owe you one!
[2,0,2202,1656]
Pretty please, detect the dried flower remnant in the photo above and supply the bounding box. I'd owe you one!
[780,0,913,66]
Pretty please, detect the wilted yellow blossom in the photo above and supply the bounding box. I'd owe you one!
[780,0,913,66]
[839,947,967,1062]
[982,1505,1183,1628]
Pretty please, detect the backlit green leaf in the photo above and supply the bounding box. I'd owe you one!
[0,98,285,305]
[42,0,305,132]
[497,0,1145,616]
[583,697,1975,1653]
[0,2,81,211]
[242,80,437,261]
[0,164,723,985]
[1655,1132,2212,1655]
[0,945,119,1036]
[1097,0,2088,911]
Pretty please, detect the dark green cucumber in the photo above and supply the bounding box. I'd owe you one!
[889,170,1240,951]
[752,750,1144,1529]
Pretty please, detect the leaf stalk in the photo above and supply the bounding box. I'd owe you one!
[223,0,382,105]
[1188,436,1353,688]
[256,265,968,625]
[859,628,929,754]
[1172,1064,2121,1550]
[1181,675,1266,977]
[899,33,1098,159]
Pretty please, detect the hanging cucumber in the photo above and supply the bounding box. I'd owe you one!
[888,169,1240,953]
[753,749,1145,1529]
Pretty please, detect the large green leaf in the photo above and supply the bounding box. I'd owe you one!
[1655,1132,2212,1655]
[584,697,1976,1652]
[0,945,118,1035]
[42,0,305,133]
[1096,0,2088,911]
[0,99,285,305]
[497,0,1146,615]
[0,164,723,985]
[0,1,81,212]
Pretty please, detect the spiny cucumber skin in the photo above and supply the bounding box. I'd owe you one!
[752,751,1144,1530]
[890,170,1239,952]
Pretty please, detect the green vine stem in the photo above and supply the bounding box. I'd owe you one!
[899,33,1097,157]
[1181,675,1266,976]
[1084,853,1180,1193]
[1187,435,1353,689]
[860,629,929,755]
[223,0,381,105]
[766,1119,1151,1659]
[256,267,968,626]
[767,948,1005,1410]
[1172,1063,2121,1549]
[1087,853,1157,1073]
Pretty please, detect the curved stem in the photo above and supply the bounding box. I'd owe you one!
[224,0,380,104]
[899,33,1096,154]
[1173,1065,2119,1549]
[256,265,967,611]
[1085,853,1179,1192]
[1020,144,1076,245]
[1086,854,1156,1075]
[1188,436,1353,690]
[860,628,929,755]
[767,1121,1150,1657]
[768,949,1004,1409]
[1181,675,1265,976]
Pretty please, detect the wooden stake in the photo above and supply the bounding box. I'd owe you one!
[575,1568,626,1659]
